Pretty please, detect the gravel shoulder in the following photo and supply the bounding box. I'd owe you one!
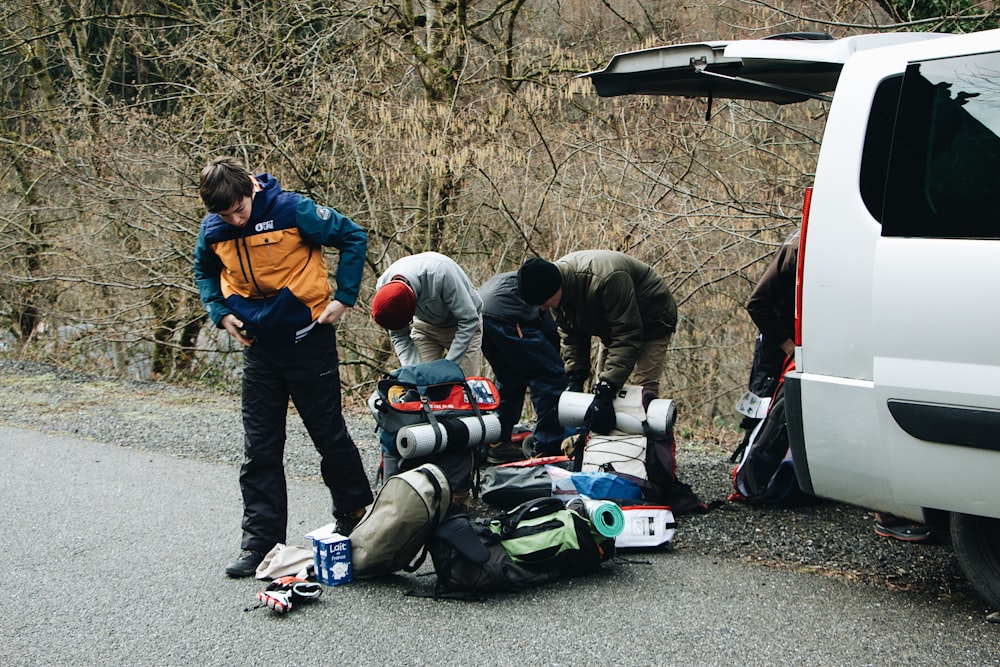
[0,358,984,612]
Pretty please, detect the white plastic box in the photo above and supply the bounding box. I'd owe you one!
[305,523,352,586]
[614,506,676,549]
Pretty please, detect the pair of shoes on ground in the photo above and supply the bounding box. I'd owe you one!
[486,441,527,464]
[874,512,931,542]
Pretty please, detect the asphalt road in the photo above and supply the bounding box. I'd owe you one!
[2,425,998,666]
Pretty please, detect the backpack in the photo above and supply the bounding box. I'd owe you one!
[368,359,500,456]
[643,426,708,515]
[489,497,613,577]
[368,359,501,494]
[730,358,809,505]
[580,433,648,480]
[733,333,787,460]
[427,514,559,597]
[350,463,451,578]
[427,497,614,597]
[564,389,706,516]
[480,456,573,510]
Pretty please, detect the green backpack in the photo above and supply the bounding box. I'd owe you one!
[490,497,613,577]
[427,497,614,598]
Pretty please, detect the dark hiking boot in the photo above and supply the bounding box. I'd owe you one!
[225,549,265,578]
[486,441,527,464]
[334,508,366,537]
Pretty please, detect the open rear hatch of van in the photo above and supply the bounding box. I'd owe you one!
[581,32,947,105]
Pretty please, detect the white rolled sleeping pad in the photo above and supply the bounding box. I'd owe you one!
[558,390,676,436]
[396,413,503,459]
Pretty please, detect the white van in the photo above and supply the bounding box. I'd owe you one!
[584,29,1000,609]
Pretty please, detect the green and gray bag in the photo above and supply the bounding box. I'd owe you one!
[490,497,613,577]
[427,497,614,598]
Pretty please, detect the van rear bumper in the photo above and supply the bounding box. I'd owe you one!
[783,373,815,495]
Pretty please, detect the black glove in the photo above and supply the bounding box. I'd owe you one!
[584,380,617,435]
[565,370,588,394]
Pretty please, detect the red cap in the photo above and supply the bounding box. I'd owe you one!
[371,280,416,330]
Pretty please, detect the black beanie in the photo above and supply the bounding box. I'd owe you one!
[517,258,562,305]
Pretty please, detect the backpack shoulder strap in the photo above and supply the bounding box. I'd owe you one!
[496,497,566,537]
[402,465,448,573]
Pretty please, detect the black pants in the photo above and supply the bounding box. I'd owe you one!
[481,317,570,455]
[239,324,373,552]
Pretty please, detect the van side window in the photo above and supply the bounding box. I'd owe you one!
[860,75,903,221]
[880,52,1000,239]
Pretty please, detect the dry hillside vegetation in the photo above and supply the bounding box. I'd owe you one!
[2,0,967,429]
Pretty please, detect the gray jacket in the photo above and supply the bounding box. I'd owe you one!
[376,252,483,367]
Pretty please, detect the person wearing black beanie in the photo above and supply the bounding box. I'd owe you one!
[516,250,677,432]
[517,258,563,307]
[480,270,573,461]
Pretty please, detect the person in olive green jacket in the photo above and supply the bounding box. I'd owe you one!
[517,250,677,435]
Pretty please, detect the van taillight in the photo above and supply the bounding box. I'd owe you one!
[794,186,812,346]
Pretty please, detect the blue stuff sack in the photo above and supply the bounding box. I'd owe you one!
[569,471,643,501]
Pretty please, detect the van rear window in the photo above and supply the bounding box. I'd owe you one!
[871,51,1000,239]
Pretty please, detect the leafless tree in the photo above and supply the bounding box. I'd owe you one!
[0,0,975,429]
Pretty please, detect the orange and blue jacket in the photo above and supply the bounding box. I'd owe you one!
[193,174,366,346]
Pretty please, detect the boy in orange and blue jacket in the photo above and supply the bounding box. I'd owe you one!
[193,156,373,577]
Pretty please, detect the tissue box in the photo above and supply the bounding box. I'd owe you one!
[305,523,352,586]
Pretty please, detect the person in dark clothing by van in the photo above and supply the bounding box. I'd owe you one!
[744,229,928,542]
[738,229,800,444]
[193,157,374,577]
[746,229,799,364]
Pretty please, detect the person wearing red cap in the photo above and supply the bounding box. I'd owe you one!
[371,252,483,377]
[371,252,484,502]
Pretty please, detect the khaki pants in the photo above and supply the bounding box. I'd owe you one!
[595,334,672,396]
[410,316,484,377]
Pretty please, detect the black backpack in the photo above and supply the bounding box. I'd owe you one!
[480,457,573,510]
[731,359,809,505]
[427,497,614,598]
[428,514,559,597]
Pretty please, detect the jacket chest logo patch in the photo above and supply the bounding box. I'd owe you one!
[255,220,275,233]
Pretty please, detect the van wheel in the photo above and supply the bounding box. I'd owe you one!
[950,513,1000,610]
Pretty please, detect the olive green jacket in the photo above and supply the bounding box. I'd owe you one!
[552,250,676,388]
